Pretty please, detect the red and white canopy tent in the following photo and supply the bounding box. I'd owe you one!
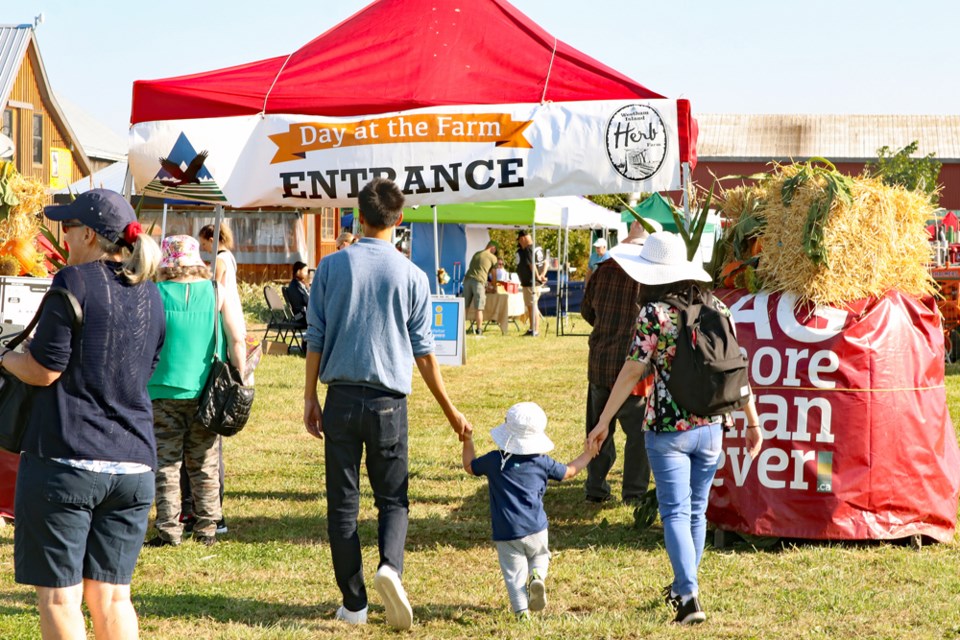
[128,0,697,210]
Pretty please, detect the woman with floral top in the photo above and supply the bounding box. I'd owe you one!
[587,233,762,626]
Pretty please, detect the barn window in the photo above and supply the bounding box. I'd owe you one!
[321,207,336,240]
[1,110,12,139]
[32,114,43,164]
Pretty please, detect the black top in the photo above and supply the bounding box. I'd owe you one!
[25,261,166,469]
[515,244,545,287]
[287,278,310,318]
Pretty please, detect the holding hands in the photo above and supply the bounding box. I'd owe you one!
[586,421,609,457]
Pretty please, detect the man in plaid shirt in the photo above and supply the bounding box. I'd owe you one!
[580,245,651,503]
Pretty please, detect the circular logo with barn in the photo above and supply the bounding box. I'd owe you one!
[605,104,668,181]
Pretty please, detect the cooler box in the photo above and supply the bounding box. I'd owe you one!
[1,276,53,329]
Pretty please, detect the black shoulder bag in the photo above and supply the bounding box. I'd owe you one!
[196,282,255,436]
[0,287,83,453]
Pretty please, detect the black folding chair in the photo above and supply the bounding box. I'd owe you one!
[262,285,304,353]
[280,285,308,354]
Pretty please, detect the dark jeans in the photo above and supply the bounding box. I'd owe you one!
[323,384,409,611]
[584,382,651,501]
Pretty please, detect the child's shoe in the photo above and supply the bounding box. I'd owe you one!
[528,570,547,612]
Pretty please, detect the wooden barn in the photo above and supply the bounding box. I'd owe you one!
[691,114,960,209]
[0,23,92,189]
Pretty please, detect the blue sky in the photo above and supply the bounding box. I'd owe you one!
[12,0,959,137]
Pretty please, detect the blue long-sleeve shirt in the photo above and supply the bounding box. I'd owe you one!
[306,237,435,396]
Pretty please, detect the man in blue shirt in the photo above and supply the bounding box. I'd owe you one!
[304,178,471,630]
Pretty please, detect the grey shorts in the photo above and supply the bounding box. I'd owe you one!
[463,279,487,310]
[14,452,154,587]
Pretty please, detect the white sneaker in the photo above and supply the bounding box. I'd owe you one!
[528,572,547,612]
[335,605,368,624]
[373,565,413,630]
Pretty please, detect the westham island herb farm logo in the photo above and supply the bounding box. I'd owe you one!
[605,104,667,181]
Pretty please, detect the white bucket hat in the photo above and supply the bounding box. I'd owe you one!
[610,231,711,285]
[490,402,554,456]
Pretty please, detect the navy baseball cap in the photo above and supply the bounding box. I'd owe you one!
[44,189,137,246]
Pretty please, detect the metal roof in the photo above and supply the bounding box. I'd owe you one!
[58,96,126,162]
[0,24,92,175]
[696,113,960,162]
[0,24,31,109]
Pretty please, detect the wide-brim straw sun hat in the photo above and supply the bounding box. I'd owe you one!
[490,402,554,455]
[160,235,206,269]
[610,231,711,285]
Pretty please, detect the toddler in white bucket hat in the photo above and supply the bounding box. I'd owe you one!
[462,402,592,619]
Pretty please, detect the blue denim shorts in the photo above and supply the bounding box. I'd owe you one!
[14,452,155,587]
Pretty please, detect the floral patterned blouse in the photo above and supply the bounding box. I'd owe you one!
[626,299,732,432]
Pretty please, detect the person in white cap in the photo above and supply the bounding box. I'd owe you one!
[587,232,761,626]
[462,402,592,619]
[587,236,608,274]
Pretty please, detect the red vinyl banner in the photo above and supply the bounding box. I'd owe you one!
[708,289,960,541]
[0,450,16,519]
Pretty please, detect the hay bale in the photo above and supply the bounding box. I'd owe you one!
[720,163,937,306]
[0,161,48,274]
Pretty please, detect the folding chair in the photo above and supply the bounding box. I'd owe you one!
[280,285,308,354]
[262,285,303,353]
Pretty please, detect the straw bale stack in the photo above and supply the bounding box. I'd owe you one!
[720,162,937,306]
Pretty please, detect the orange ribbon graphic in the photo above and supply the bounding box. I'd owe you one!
[269,113,533,164]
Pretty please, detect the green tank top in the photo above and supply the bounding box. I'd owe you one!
[148,280,227,400]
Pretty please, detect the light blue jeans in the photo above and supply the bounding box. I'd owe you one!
[645,423,723,597]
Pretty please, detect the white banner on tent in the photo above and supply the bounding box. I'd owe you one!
[129,99,682,207]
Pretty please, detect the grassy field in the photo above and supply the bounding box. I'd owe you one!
[2,319,960,639]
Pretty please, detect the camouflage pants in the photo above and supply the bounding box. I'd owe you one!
[153,398,222,541]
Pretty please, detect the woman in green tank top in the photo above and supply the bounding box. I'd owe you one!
[146,235,246,547]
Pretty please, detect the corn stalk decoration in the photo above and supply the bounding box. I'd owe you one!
[780,158,854,268]
[620,185,715,262]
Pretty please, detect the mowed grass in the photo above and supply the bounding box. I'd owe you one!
[1,320,959,639]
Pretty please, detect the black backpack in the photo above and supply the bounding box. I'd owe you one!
[662,290,750,416]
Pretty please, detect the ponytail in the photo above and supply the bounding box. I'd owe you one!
[96,232,161,284]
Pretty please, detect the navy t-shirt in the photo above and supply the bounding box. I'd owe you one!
[471,450,567,541]
[24,261,166,469]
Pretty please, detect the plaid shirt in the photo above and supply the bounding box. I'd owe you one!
[581,258,642,387]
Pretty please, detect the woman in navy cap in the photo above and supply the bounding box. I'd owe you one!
[0,189,165,639]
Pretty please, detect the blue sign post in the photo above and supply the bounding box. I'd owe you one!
[430,296,465,366]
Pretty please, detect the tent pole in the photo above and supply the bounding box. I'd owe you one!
[161,202,168,239]
[121,165,133,202]
[211,204,223,282]
[564,226,571,334]
[556,210,565,336]
[432,205,440,295]
[531,223,537,334]
[681,161,692,226]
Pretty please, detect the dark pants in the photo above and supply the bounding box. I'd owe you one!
[584,383,651,502]
[323,384,409,612]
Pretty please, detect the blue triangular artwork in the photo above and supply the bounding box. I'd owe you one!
[144,132,226,203]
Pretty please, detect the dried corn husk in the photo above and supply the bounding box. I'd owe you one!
[720,163,937,306]
[0,161,48,275]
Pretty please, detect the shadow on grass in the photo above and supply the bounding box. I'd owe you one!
[229,489,321,503]
[415,476,667,552]
[134,591,498,628]
[0,589,35,615]
[209,479,666,553]
[135,592,333,627]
